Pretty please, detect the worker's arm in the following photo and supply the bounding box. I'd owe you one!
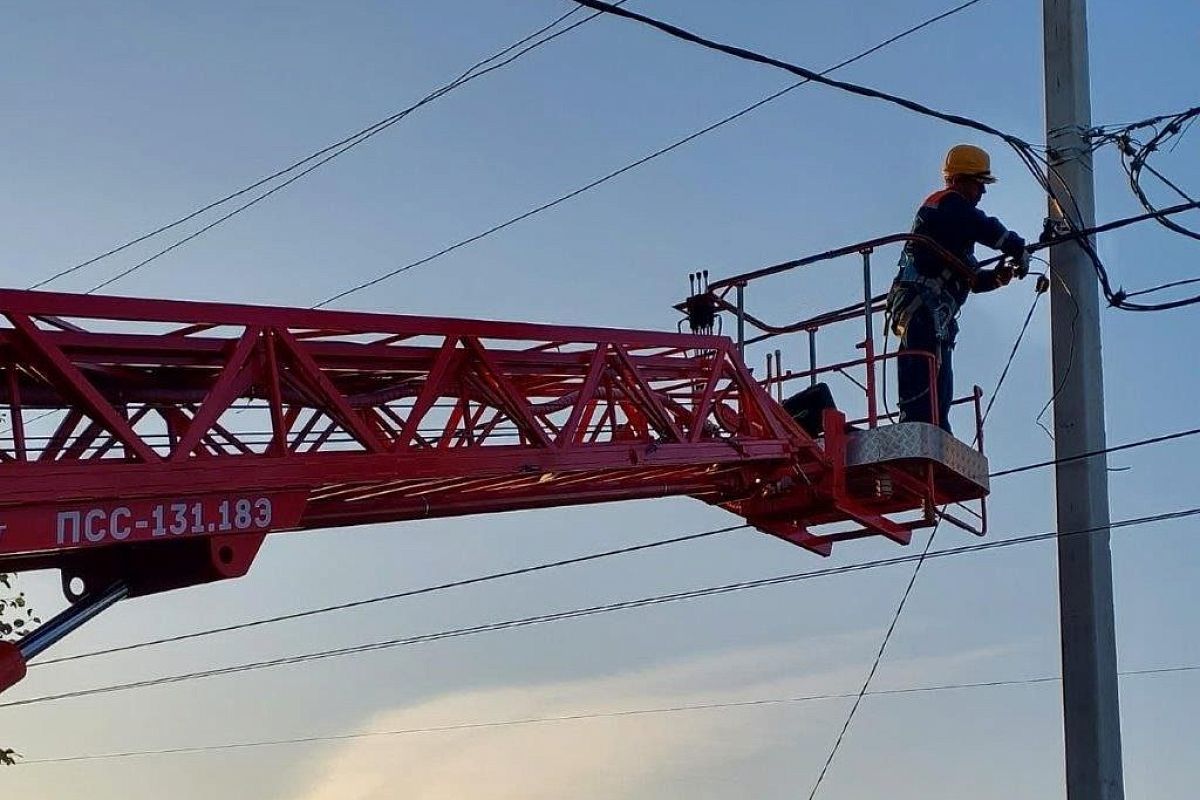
[947,194,1027,293]
[973,264,1014,292]
[971,226,1027,292]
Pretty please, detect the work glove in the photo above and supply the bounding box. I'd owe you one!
[1014,249,1032,280]
[994,262,1015,286]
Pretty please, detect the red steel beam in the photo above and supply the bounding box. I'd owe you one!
[0,287,993,697]
[0,287,979,597]
[0,289,822,574]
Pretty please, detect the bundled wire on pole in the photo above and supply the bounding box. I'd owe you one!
[1087,105,1200,244]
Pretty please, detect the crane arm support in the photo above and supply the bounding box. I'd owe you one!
[0,288,986,694]
[0,289,827,579]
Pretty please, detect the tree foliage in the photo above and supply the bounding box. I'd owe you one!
[1,573,38,766]
[1,408,38,765]
[0,573,38,639]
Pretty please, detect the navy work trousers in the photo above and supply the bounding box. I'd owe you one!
[896,306,954,433]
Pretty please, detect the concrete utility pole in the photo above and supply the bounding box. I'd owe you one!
[1042,1,1125,798]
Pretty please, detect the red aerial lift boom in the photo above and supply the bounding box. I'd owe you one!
[0,235,991,694]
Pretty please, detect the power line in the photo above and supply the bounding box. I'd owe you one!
[981,281,1048,425]
[85,7,621,294]
[805,277,1048,798]
[2,5,1193,758]
[570,0,1021,142]
[23,422,1200,668]
[14,664,1198,766]
[988,425,1200,478]
[311,0,990,307]
[1084,105,1200,141]
[0,409,56,439]
[27,4,598,291]
[7,267,1194,678]
[32,523,745,667]
[806,524,939,800]
[570,0,1200,313]
[1111,106,1200,245]
[6,504,1198,710]
[1124,276,1200,300]
[1105,107,1200,306]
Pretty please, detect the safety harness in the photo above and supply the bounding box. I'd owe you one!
[886,248,975,344]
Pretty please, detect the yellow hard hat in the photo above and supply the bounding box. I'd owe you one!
[943,144,997,183]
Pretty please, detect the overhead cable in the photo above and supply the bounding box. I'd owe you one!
[569,0,1021,141]
[27,424,1200,668]
[806,524,939,800]
[33,523,745,667]
[311,0,990,307]
[981,283,1048,425]
[15,664,1198,766]
[989,425,1200,478]
[27,4,599,291]
[84,6,626,294]
[802,293,1033,800]
[6,504,1198,710]
[570,0,1200,312]
[1124,276,1200,300]
[1106,105,1200,243]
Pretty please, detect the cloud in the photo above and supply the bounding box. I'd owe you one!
[292,636,1013,800]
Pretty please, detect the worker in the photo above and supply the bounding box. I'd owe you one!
[887,144,1030,434]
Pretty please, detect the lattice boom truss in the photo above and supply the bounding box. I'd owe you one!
[0,289,870,595]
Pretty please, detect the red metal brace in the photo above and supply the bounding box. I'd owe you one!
[0,286,986,694]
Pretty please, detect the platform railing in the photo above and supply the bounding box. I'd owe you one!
[681,233,985,445]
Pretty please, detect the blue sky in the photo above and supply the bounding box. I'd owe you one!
[2,1,1198,797]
